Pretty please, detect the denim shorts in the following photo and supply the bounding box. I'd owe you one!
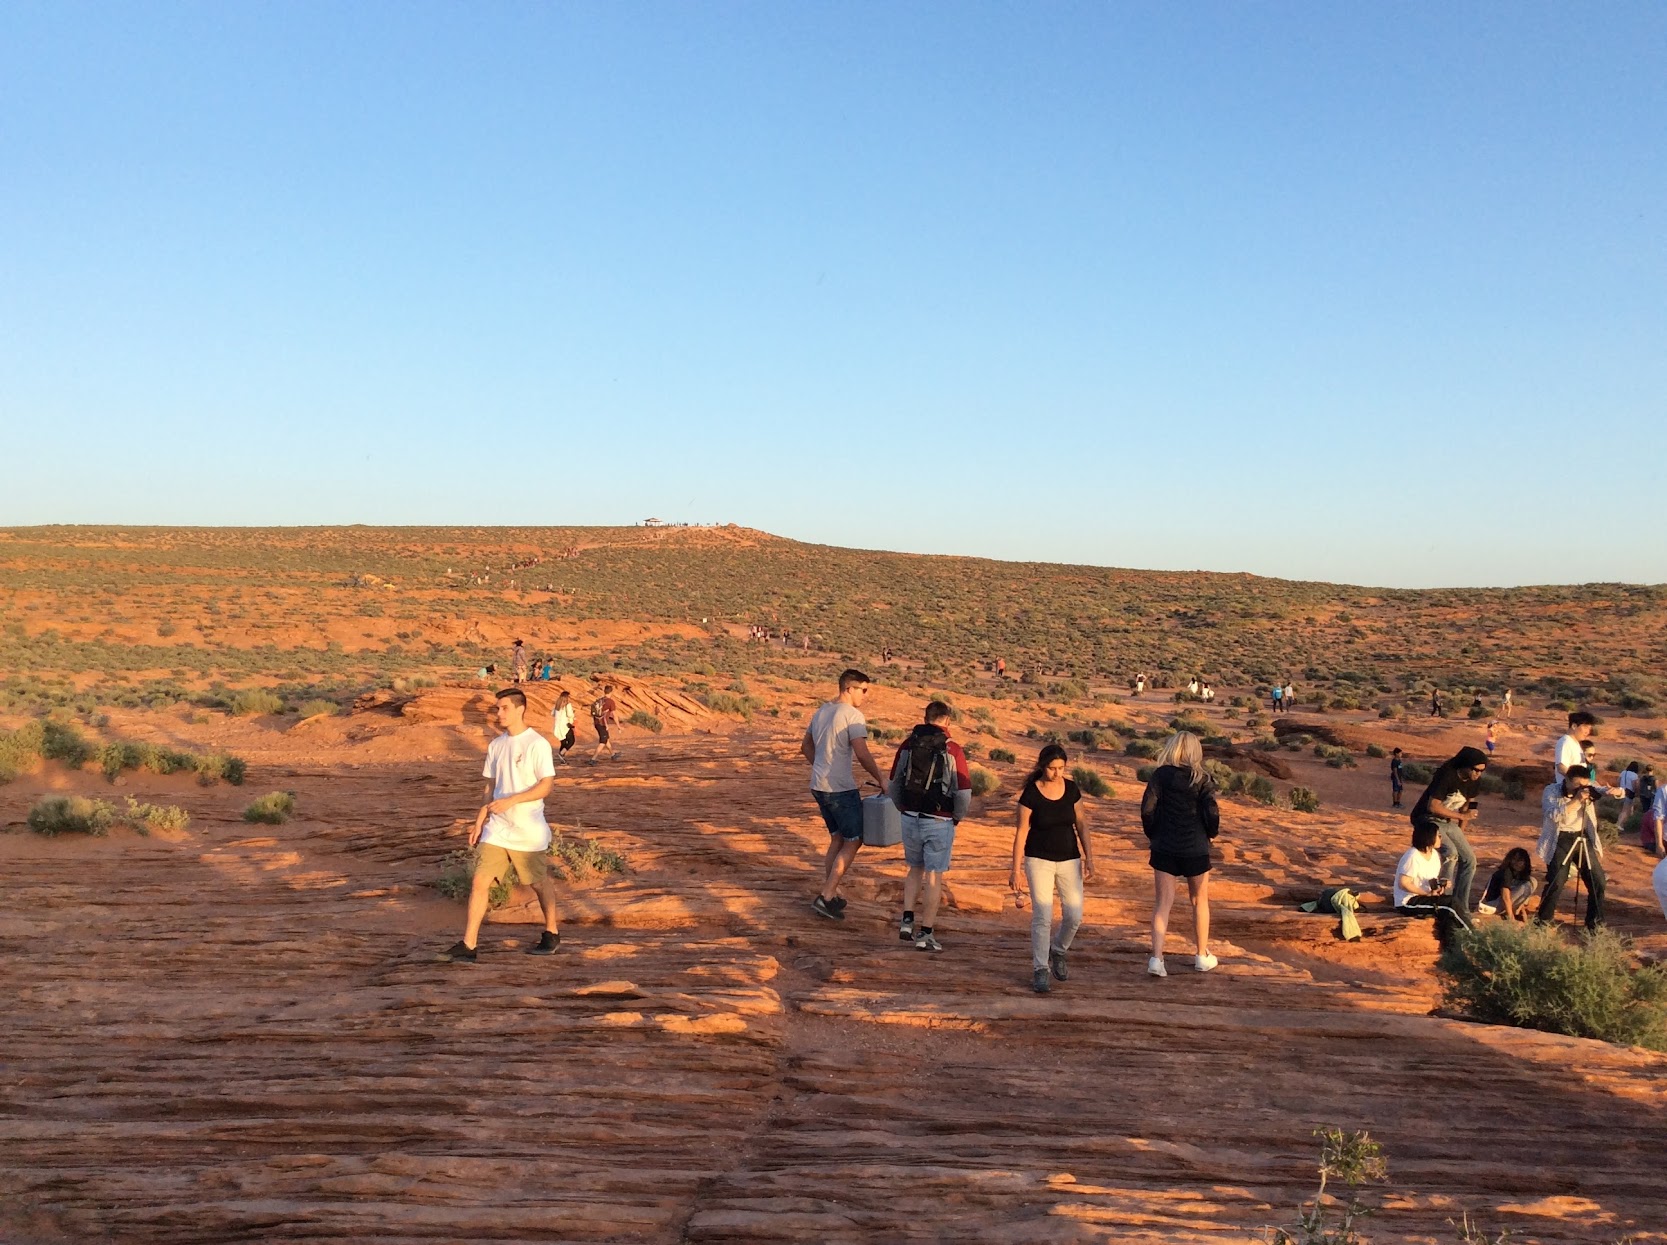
[902,812,955,872]
[812,788,863,842]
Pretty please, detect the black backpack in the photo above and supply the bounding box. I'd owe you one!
[1638,773,1658,807]
[898,729,956,817]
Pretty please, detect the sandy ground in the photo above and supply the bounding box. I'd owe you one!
[2,685,1665,1244]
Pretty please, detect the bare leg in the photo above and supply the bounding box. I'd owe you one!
[1151,870,1177,958]
[534,874,560,935]
[919,870,944,927]
[821,838,861,900]
[1188,872,1211,956]
[902,865,922,916]
[463,869,496,948]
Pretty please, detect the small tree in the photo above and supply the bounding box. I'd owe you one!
[1267,1127,1387,1244]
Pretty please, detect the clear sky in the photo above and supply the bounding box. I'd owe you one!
[3,2,1663,588]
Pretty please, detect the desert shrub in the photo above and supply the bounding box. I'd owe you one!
[1438,923,1667,1051]
[1365,743,1386,759]
[1546,699,1574,712]
[1616,691,1655,711]
[1401,760,1434,784]
[1206,762,1277,805]
[626,710,663,733]
[1501,777,1526,801]
[1266,1127,1387,1245]
[0,721,46,782]
[550,831,627,878]
[1072,765,1112,798]
[28,795,117,836]
[1124,738,1160,760]
[1314,743,1356,768]
[1169,713,1211,736]
[700,690,755,719]
[1048,678,1088,703]
[1067,728,1101,750]
[989,747,1017,764]
[1253,734,1281,750]
[1136,764,1158,782]
[1329,694,1361,711]
[969,765,1000,796]
[1646,729,1665,742]
[97,740,197,781]
[194,753,247,785]
[1289,786,1321,813]
[1467,704,1490,720]
[40,719,94,767]
[1377,705,1396,718]
[296,698,339,718]
[243,791,296,824]
[230,688,285,716]
[123,798,189,833]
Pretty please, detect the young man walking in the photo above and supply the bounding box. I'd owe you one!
[440,687,560,962]
[590,684,620,762]
[1389,747,1406,808]
[801,669,886,920]
[888,701,972,952]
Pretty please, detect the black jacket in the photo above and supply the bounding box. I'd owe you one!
[1140,764,1221,857]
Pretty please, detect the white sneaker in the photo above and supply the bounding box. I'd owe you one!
[1195,952,1218,972]
[1147,956,1167,977]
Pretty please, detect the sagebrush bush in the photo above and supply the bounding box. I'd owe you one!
[1438,922,1667,1050]
[626,709,662,732]
[969,765,1000,796]
[296,698,339,718]
[1124,738,1160,760]
[122,798,189,833]
[40,720,94,767]
[1072,765,1112,798]
[230,688,285,716]
[1365,743,1386,758]
[1289,786,1321,813]
[437,834,626,905]
[243,791,296,824]
[989,747,1017,764]
[28,795,116,836]
[194,753,246,785]
[0,721,47,783]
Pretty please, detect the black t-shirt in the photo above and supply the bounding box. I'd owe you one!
[1481,865,1530,904]
[1411,765,1477,823]
[1019,778,1082,861]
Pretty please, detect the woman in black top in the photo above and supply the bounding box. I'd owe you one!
[1410,745,1488,920]
[1140,731,1221,977]
[1010,744,1095,995]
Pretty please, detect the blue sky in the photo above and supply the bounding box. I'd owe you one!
[3,2,1663,588]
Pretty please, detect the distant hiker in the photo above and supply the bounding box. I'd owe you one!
[1133,672,1144,696]
[801,669,886,920]
[1389,747,1406,809]
[439,687,560,963]
[1271,684,1283,712]
[888,701,972,953]
[1470,694,1484,716]
[1393,821,1469,933]
[997,657,1006,679]
[1410,746,1491,920]
[1430,689,1443,718]
[1141,732,1220,977]
[1536,764,1606,931]
[1010,744,1094,994]
[1619,761,1641,823]
[1283,682,1295,710]
[1200,682,1214,702]
[882,646,892,664]
[590,685,620,762]
[551,690,576,765]
[540,658,553,680]
[1476,847,1534,921]
[511,640,527,684]
[1187,677,1200,697]
[1638,766,1663,855]
[1485,721,1497,756]
[1502,688,1514,719]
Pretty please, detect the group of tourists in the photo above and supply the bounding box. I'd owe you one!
[801,669,1219,992]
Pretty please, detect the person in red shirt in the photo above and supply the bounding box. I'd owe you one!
[887,701,972,952]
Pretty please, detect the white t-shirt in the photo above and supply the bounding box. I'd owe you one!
[551,704,575,737]
[807,700,868,793]
[1393,846,1442,908]
[480,727,555,851]
[1553,734,1583,780]
[1620,770,1639,795]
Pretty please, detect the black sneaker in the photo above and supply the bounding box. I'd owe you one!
[829,895,848,912]
[1031,968,1051,994]
[526,931,561,955]
[811,895,844,921]
[899,917,914,941]
[1050,950,1069,981]
[439,941,477,963]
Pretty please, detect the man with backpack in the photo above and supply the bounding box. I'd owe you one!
[887,701,972,952]
[590,684,619,763]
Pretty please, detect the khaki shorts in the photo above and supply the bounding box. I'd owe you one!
[475,842,549,886]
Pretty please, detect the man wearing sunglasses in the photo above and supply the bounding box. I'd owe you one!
[1409,746,1491,921]
[802,669,887,920]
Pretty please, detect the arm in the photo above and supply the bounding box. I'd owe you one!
[1198,785,1221,840]
[471,777,495,845]
[1010,805,1031,893]
[850,737,886,788]
[1399,870,1441,898]
[950,743,972,822]
[486,774,555,816]
[1074,803,1095,882]
[800,728,815,764]
[1140,780,1159,837]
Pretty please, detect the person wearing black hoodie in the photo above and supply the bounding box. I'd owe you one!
[1140,731,1221,977]
[1410,745,1490,920]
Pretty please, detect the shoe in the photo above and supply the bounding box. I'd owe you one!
[1031,968,1051,993]
[914,932,943,953]
[812,895,844,921]
[899,916,914,940]
[829,895,848,912]
[527,931,561,955]
[1147,956,1167,977]
[439,941,477,964]
[1194,952,1218,972]
[1049,950,1069,981]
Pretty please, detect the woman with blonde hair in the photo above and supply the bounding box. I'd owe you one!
[1140,731,1220,976]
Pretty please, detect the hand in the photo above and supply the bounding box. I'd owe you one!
[1081,859,1096,883]
[1009,867,1025,895]
[469,809,487,846]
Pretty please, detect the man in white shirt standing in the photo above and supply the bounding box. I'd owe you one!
[801,668,887,921]
[441,687,559,962]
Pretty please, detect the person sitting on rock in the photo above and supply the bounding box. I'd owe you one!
[1393,821,1469,933]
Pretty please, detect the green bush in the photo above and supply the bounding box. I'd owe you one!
[296,698,339,718]
[0,721,46,782]
[28,795,117,836]
[1124,738,1160,760]
[1289,786,1321,813]
[1315,743,1356,768]
[230,688,285,716]
[437,834,626,905]
[1438,923,1667,1050]
[122,798,189,833]
[1067,728,1101,750]
[702,690,756,719]
[969,765,1000,796]
[1266,1127,1387,1245]
[1072,765,1112,798]
[243,791,296,824]
[626,709,663,733]
[1365,743,1386,758]
[1136,764,1158,783]
[1169,714,1211,737]
[989,747,1017,764]
[194,753,246,785]
[40,719,94,767]
[1401,760,1434,784]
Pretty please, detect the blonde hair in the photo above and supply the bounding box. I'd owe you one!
[1157,731,1207,789]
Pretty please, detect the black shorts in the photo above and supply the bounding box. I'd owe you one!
[1150,849,1212,878]
[594,721,610,743]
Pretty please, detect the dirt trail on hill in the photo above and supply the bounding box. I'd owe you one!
[2,708,1665,1244]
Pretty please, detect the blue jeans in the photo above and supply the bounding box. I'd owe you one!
[1436,822,1477,916]
[812,788,863,842]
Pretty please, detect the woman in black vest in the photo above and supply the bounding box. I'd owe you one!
[1141,731,1220,977]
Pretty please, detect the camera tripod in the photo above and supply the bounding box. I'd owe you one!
[1545,827,1596,919]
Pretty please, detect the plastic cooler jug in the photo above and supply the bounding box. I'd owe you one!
[861,795,902,847]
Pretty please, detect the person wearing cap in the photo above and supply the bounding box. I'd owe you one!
[1409,746,1491,919]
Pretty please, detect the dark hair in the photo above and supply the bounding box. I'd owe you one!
[1624,761,1640,774]
[838,668,873,692]
[1391,747,1403,757]
[1025,743,1069,787]
[1502,847,1533,883]
[1565,763,1592,781]
[495,687,527,709]
[1568,710,1597,729]
[1412,822,1439,851]
[924,700,953,724]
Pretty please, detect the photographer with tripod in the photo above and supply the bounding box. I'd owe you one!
[1535,764,1608,931]
[1409,746,1491,922]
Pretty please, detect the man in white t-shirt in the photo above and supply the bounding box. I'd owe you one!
[801,668,887,921]
[1551,711,1624,794]
[440,687,559,963]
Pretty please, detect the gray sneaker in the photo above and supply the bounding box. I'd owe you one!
[914,931,943,953]
[1049,950,1069,981]
[1031,968,1051,994]
[899,917,914,941]
[811,895,844,921]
